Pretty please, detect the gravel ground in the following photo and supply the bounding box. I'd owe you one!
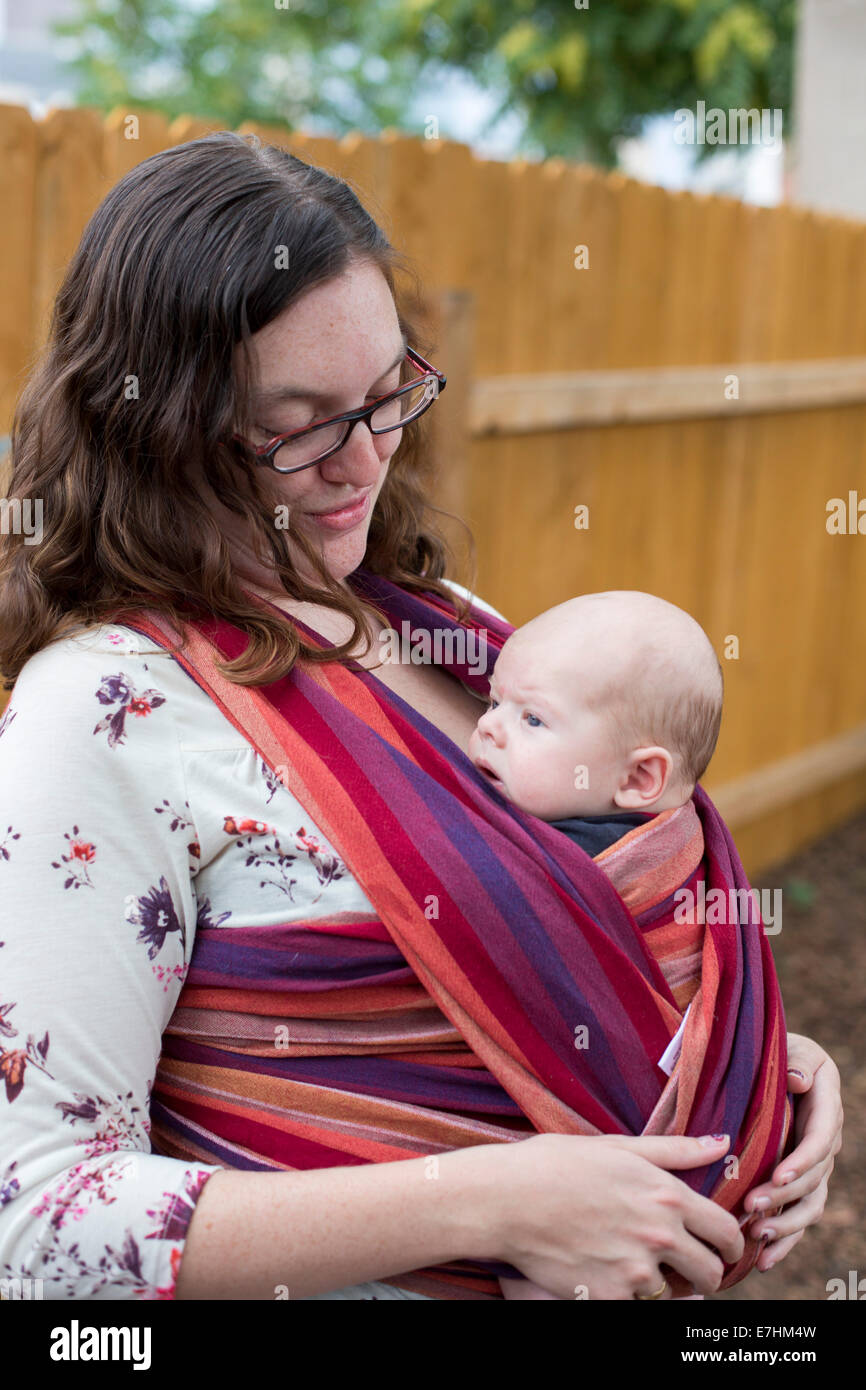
[712,809,866,1302]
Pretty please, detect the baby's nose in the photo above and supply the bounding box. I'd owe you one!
[477,706,503,742]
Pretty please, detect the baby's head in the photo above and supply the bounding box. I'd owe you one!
[468,591,723,820]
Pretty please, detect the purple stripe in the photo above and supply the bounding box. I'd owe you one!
[161,1035,526,1116]
[150,1100,279,1171]
[187,928,411,991]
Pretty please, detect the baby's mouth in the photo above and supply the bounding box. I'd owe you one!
[474,757,504,787]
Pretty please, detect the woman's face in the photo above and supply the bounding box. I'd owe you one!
[233,257,406,586]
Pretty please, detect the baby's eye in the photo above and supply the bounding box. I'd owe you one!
[487,698,499,711]
[523,712,544,728]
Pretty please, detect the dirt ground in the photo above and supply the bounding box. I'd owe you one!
[712,808,866,1302]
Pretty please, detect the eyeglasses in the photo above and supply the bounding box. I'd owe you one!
[232,347,447,474]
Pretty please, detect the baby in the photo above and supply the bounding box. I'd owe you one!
[467,589,725,1301]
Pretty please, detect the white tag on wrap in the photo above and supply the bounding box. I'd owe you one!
[657,1003,691,1076]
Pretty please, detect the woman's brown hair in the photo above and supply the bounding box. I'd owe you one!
[0,130,473,690]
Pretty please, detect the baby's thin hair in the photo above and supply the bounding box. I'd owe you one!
[584,621,724,793]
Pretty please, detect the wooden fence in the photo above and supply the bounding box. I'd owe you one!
[1,103,866,876]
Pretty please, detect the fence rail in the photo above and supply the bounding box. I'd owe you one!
[1,103,865,875]
[470,358,866,433]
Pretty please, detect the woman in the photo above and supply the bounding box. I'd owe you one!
[0,132,841,1301]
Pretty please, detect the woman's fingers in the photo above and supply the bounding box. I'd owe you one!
[779,1054,843,1181]
[746,1152,834,1212]
[754,1228,804,1272]
[785,1030,827,1080]
[679,1191,745,1266]
[655,1232,727,1295]
[609,1133,745,1266]
[746,1145,839,1219]
[608,1132,732,1169]
[632,1270,676,1300]
[750,1177,829,1243]
[742,1041,842,1224]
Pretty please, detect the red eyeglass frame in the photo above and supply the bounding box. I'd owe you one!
[230,346,447,473]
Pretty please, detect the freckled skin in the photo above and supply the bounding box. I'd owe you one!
[212,257,405,592]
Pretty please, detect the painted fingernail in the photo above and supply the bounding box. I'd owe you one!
[761,1228,777,1241]
[787,1068,806,1081]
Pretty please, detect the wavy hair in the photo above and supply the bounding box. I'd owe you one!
[0,130,473,690]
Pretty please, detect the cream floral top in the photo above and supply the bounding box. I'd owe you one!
[0,580,502,1300]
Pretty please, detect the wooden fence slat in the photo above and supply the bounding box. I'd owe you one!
[0,106,37,433]
[32,107,105,351]
[848,224,866,356]
[658,190,701,365]
[167,115,227,146]
[470,155,511,373]
[264,129,342,173]
[418,138,481,293]
[235,120,298,151]
[502,159,536,374]
[374,129,430,273]
[425,287,475,576]
[571,167,618,370]
[546,161,587,368]
[101,107,174,205]
[605,178,670,368]
[800,210,828,358]
[527,158,566,372]
[335,131,391,233]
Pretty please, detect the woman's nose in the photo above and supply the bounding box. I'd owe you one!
[318,421,389,488]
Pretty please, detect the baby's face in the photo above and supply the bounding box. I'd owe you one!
[468,630,627,820]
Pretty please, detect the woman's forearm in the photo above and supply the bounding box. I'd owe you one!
[175,1132,745,1300]
[173,1146,496,1299]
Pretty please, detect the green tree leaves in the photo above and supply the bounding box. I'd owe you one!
[54,0,796,165]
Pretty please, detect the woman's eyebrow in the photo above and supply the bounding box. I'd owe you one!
[254,334,408,409]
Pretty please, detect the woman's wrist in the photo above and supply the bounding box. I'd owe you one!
[433,1145,500,1267]
[437,1142,513,1265]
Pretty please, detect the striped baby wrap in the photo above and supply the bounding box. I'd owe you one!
[116,569,792,1299]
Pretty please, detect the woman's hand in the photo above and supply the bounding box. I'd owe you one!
[743,1032,843,1272]
[479,1131,743,1300]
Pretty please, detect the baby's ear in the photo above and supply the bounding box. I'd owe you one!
[619,747,676,806]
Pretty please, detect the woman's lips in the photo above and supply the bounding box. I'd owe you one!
[306,492,371,532]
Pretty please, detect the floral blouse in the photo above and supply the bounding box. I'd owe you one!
[0,581,503,1300]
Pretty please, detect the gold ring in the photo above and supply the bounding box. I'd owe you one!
[635,1279,668,1300]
